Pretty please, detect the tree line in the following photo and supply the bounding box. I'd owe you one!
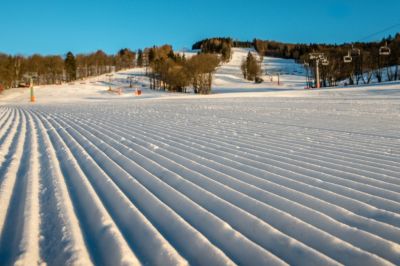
[3,34,397,93]
[0,48,136,92]
[192,37,233,62]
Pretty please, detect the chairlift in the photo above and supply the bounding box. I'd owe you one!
[309,53,324,60]
[379,42,391,56]
[343,52,352,63]
[321,58,329,66]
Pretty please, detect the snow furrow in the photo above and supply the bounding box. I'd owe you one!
[0,107,11,128]
[37,113,141,266]
[0,109,25,241]
[46,113,188,266]
[95,114,400,228]
[145,107,400,158]
[30,110,94,266]
[0,108,17,167]
[0,108,14,142]
[47,112,290,266]
[102,114,400,203]
[72,114,396,265]
[10,109,41,266]
[58,114,347,266]
[91,113,400,242]
[79,114,400,264]
[142,109,400,166]
[92,115,399,216]
[129,114,400,190]
[123,119,400,215]
[0,109,34,265]
[166,116,400,181]
[48,113,236,266]
[206,124,400,179]
[178,108,400,155]
[159,127,400,203]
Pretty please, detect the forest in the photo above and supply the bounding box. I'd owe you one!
[1,34,399,93]
[195,35,400,87]
[0,48,136,92]
[0,44,221,94]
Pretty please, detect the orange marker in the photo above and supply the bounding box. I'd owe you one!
[30,78,35,102]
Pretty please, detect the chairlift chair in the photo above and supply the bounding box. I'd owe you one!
[309,53,324,60]
[321,58,329,66]
[379,42,391,56]
[343,52,352,63]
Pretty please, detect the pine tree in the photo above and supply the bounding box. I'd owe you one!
[148,48,156,65]
[137,49,143,67]
[167,50,176,60]
[64,52,77,82]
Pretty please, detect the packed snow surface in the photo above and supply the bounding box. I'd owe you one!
[0,48,400,265]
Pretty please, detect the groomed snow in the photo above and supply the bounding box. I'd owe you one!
[0,48,400,265]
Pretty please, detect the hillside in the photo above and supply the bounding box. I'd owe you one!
[213,48,307,93]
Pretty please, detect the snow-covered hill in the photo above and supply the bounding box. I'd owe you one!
[0,48,400,265]
[213,48,307,93]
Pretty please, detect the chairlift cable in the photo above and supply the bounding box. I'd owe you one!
[357,21,400,42]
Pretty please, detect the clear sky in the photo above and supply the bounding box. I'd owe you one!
[1,0,400,55]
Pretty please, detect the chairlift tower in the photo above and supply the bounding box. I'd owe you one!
[303,62,311,89]
[127,76,134,88]
[24,72,38,102]
[309,53,325,88]
[106,73,114,91]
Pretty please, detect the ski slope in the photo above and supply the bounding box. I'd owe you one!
[213,48,307,93]
[1,48,400,265]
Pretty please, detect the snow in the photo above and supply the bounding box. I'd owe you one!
[0,48,400,265]
[212,47,307,93]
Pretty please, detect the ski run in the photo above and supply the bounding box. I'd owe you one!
[0,48,400,265]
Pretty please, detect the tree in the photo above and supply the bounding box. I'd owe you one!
[221,43,232,62]
[241,52,261,82]
[192,37,233,62]
[137,49,144,67]
[116,48,136,70]
[64,52,77,82]
[1,48,122,90]
[186,53,220,94]
[146,45,220,94]
[0,54,14,89]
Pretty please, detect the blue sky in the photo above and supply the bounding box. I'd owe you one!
[1,0,400,55]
